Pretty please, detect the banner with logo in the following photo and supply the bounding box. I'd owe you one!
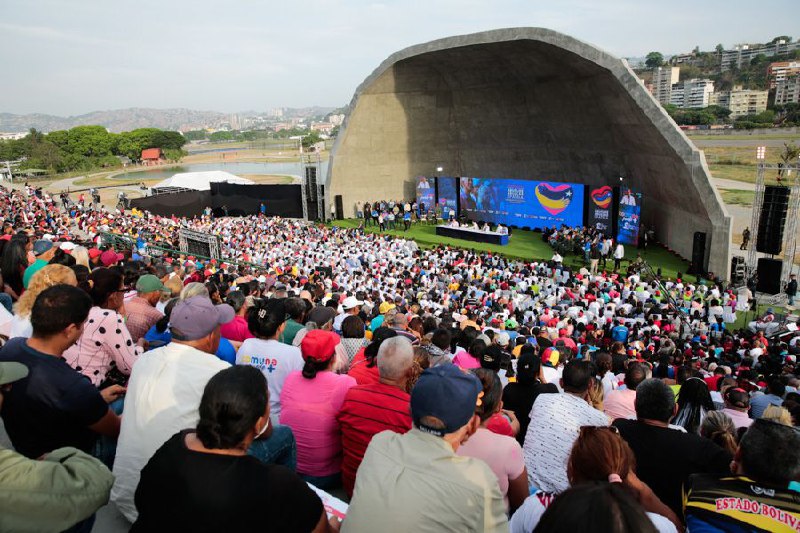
[459,177,584,228]
[415,176,435,212]
[587,185,613,235]
[436,176,459,219]
[617,187,642,245]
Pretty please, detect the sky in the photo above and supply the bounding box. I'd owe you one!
[1,0,796,116]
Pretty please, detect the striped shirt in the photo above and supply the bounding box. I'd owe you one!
[337,382,412,496]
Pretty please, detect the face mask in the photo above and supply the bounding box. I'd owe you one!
[254,417,270,439]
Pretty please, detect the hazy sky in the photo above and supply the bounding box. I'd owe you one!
[1,0,795,115]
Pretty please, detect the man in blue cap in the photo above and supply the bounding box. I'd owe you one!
[343,364,508,532]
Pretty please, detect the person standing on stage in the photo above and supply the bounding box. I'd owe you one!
[613,240,625,272]
[786,273,798,307]
[740,227,750,250]
[589,242,601,275]
[600,236,611,270]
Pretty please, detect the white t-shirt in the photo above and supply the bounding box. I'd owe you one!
[510,491,677,533]
[236,338,304,424]
[523,393,608,493]
[111,342,230,522]
[8,315,32,339]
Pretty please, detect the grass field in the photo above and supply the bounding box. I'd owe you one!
[331,219,692,280]
[719,189,754,206]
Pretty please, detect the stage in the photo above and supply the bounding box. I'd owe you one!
[435,225,509,245]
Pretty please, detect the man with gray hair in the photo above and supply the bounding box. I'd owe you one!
[613,378,732,518]
[337,336,414,496]
[388,312,419,345]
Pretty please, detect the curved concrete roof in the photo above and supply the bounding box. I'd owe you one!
[328,27,731,276]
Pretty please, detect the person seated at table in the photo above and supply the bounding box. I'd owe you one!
[449,219,460,228]
[496,224,508,235]
[471,221,480,230]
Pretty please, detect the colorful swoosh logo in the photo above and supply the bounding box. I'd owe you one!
[591,186,612,209]
[535,183,573,215]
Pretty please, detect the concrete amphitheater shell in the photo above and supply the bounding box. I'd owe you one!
[327,27,732,277]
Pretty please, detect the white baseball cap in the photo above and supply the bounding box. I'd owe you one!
[342,296,364,310]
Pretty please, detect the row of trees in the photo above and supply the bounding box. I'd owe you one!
[0,126,187,173]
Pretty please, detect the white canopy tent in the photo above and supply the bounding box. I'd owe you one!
[151,170,254,193]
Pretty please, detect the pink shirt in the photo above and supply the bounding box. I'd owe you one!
[603,389,638,421]
[64,306,143,386]
[280,370,356,476]
[452,350,481,369]
[723,408,754,430]
[457,427,525,509]
[219,315,254,343]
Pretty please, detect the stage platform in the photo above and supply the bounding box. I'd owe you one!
[435,225,509,245]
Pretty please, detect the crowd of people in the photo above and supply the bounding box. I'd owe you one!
[0,182,799,532]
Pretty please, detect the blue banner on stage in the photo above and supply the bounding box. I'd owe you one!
[437,176,458,219]
[459,177,584,228]
[617,187,642,245]
[415,176,435,212]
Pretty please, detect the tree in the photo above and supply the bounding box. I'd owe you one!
[704,105,732,120]
[149,130,186,150]
[645,52,664,69]
[715,43,725,54]
[183,130,207,141]
[301,131,323,149]
[771,36,792,44]
[679,65,702,81]
[780,142,800,166]
[162,148,187,162]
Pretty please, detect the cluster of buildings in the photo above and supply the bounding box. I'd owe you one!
[643,40,800,120]
[768,61,800,106]
[651,66,769,118]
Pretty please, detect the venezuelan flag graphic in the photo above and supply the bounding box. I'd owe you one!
[535,183,573,215]
[591,186,612,209]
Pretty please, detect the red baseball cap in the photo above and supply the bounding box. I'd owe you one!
[300,330,340,363]
[100,250,124,266]
[88,248,102,259]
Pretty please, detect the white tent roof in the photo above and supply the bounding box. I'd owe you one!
[152,170,254,191]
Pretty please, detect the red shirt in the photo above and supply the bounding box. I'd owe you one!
[347,348,380,386]
[337,382,412,496]
[485,412,515,437]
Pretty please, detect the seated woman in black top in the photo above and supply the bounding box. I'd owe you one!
[132,366,338,533]
[502,347,559,445]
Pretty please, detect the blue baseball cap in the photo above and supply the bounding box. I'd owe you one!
[411,364,481,437]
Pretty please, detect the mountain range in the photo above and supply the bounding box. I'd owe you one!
[0,106,337,133]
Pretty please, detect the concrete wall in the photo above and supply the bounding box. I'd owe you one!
[328,28,732,277]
